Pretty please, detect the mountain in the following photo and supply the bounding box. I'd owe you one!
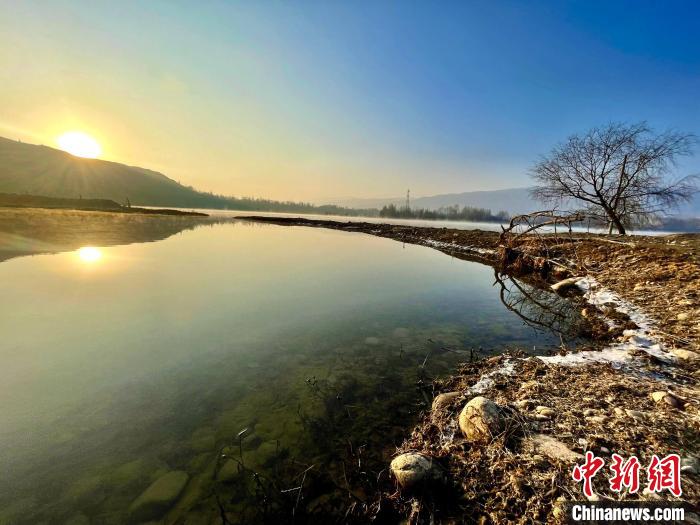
[329,188,538,215]
[0,136,229,208]
[330,186,700,218]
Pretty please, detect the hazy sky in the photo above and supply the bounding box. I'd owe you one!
[1,1,699,202]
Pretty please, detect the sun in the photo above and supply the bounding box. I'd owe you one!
[57,131,102,158]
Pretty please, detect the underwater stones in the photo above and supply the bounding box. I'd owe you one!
[524,434,583,464]
[392,327,410,338]
[129,470,189,521]
[364,336,380,346]
[550,277,582,294]
[216,459,240,482]
[390,453,443,489]
[431,391,460,412]
[190,427,216,453]
[458,396,504,443]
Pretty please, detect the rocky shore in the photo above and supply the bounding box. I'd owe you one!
[240,216,699,523]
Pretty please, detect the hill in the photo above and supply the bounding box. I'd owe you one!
[330,186,700,218]
[0,137,375,215]
[0,137,239,208]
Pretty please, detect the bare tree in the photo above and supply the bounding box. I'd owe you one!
[530,122,698,234]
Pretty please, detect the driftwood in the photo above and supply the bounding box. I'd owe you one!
[497,210,585,276]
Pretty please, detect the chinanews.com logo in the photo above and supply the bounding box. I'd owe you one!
[565,452,689,523]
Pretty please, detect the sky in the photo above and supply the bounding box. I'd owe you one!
[1,0,699,202]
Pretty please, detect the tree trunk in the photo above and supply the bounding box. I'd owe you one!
[611,214,626,235]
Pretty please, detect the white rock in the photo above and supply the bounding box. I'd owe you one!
[671,349,699,361]
[551,277,582,293]
[458,396,504,443]
[390,453,442,489]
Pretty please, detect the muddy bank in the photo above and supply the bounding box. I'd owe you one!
[240,216,699,522]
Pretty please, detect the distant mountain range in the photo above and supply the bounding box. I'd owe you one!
[330,186,700,218]
[1,136,698,218]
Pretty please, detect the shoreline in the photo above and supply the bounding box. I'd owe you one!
[239,215,699,521]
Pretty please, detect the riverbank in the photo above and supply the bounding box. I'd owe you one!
[239,216,699,522]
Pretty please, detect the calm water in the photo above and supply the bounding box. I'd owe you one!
[0,221,582,524]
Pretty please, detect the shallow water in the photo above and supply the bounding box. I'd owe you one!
[0,221,582,524]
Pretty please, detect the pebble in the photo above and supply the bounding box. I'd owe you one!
[586,416,609,425]
[431,392,460,412]
[459,396,505,443]
[535,406,556,419]
[389,453,443,489]
[650,391,682,409]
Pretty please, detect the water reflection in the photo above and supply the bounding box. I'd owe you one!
[493,270,588,341]
[77,246,102,263]
[0,221,587,524]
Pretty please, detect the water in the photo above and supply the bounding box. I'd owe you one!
[0,220,583,524]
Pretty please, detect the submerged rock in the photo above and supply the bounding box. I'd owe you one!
[390,453,443,489]
[216,459,240,482]
[129,470,189,521]
[459,396,504,443]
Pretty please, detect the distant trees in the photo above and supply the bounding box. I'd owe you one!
[379,203,509,222]
[530,122,697,234]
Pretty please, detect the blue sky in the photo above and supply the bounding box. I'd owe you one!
[1,0,699,201]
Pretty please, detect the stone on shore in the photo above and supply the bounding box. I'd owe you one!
[431,391,460,412]
[671,349,699,361]
[550,277,581,294]
[650,391,682,409]
[459,396,504,443]
[129,470,189,521]
[523,434,583,463]
[390,453,443,489]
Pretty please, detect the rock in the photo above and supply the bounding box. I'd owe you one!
[677,312,690,321]
[535,406,556,419]
[613,407,625,417]
[431,391,460,412]
[586,416,609,425]
[581,308,590,318]
[550,277,582,294]
[523,434,583,463]
[582,409,596,417]
[216,459,240,482]
[364,337,380,346]
[129,471,189,521]
[625,409,646,422]
[514,399,534,410]
[671,349,700,361]
[681,456,699,475]
[389,453,443,489]
[650,391,682,409]
[459,397,504,443]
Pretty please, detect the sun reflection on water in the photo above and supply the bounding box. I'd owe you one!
[77,247,102,263]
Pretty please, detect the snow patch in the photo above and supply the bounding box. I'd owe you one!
[469,359,517,393]
[421,239,495,257]
[538,276,673,366]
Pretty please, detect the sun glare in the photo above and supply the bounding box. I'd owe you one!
[57,131,102,158]
[78,247,102,263]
